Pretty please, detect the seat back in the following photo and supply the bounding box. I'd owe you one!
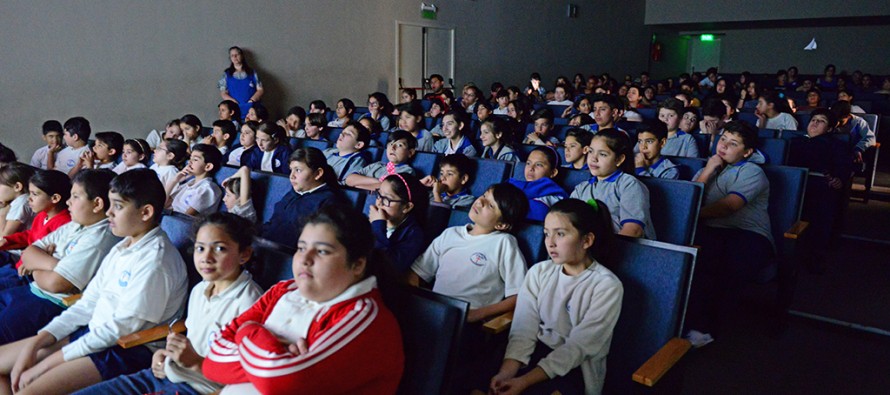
[640,178,703,246]
[691,133,711,158]
[861,113,879,133]
[341,187,367,210]
[408,151,442,178]
[365,146,384,162]
[794,113,812,131]
[387,286,469,395]
[290,138,330,151]
[738,112,759,126]
[762,165,807,255]
[637,107,657,120]
[603,238,695,394]
[467,158,512,197]
[326,127,344,144]
[160,213,201,289]
[666,156,707,181]
[758,138,789,165]
[252,238,296,290]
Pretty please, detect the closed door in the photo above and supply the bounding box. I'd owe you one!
[397,22,454,94]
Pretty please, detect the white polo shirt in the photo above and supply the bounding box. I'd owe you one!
[54,145,90,174]
[171,177,223,216]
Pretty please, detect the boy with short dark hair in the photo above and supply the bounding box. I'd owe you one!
[324,121,371,183]
[51,117,92,174]
[421,153,475,208]
[205,120,236,155]
[635,122,679,179]
[166,144,223,217]
[658,98,700,158]
[585,94,622,133]
[69,131,123,178]
[302,113,328,141]
[0,168,188,395]
[831,101,874,164]
[523,108,559,146]
[345,130,418,191]
[31,121,63,170]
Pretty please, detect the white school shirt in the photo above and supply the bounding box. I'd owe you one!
[411,225,527,309]
[5,194,34,232]
[261,151,274,172]
[506,260,623,395]
[112,162,147,175]
[150,164,180,188]
[30,219,121,304]
[229,199,258,223]
[171,177,223,216]
[165,271,263,394]
[145,129,163,149]
[764,113,798,131]
[30,146,50,169]
[493,107,509,115]
[227,146,248,166]
[41,226,188,361]
[54,145,90,174]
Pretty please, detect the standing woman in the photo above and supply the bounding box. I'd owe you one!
[218,46,264,120]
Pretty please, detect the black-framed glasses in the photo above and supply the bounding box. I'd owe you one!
[373,189,404,207]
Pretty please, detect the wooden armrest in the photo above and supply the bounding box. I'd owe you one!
[62,294,82,307]
[632,338,691,387]
[783,220,809,240]
[482,311,514,335]
[117,320,186,349]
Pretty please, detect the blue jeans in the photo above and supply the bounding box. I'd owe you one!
[0,285,64,345]
[72,368,201,395]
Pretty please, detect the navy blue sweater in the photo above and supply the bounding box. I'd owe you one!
[371,216,425,273]
[242,145,293,175]
[261,184,344,246]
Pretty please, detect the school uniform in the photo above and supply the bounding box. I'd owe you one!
[144,129,164,149]
[360,113,392,131]
[696,160,773,246]
[412,224,528,309]
[324,148,369,183]
[74,271,263,395]
[4,194,34,233]
[763,113,798,131]
[171,177,223,217]
[433,136,478,157]
[241,145,292,175]
[506,260,623,395]
[30,146,50,169]
[570,171,656,240]
[203,277,404,395]
[493,107,510,115]
[636,157,680,179]
[356,161,415,179]
[149,164,179,188]
[564,162,589,171]
[661,131,700,158]
[508,177,568,222]
[0,219,120,345]
[261,184,343,247]
[435,190,476,209]
[414,129,435,152]
[55,145,91,174]
[228,199,258,224]
[0,209,72,288]
[327,118,347,128]
[838,114,875,153]
[40,226,188,380]
[481,144,520,162]
[111,162,147,175]
[372,216,425,273]
[226,145,251,166]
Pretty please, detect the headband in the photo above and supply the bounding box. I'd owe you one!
[379,169,413,203]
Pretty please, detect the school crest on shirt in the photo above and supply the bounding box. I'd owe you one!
[118,270,131,287]
[274,159,281,168]
[67,159,76,168]
[65,240,77,255]
[469,252,488,267]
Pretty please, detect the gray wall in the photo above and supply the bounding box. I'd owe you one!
[645,0,890,24]
[1,0,651,158]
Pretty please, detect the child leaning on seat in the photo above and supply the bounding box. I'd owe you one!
[0,169,188,395]
[74,213,263,395]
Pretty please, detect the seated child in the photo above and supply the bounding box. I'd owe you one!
[51,117,92,174]
[509,147,568,222]
[584,94,622,133]
[561,95,592,119]
[30,121,63,170]
[426,99,448,137]
[563,128,592,170]
[277,105,306,138]
[145,119,183,149]
[523,108,559,146]
[345,130,418,191]
[150,138,189,188]
[679,107,699,134]
[111,139,151,175]
[0,169,119,345]
[687,121,773,340]
[324,121,371,184]
[0,169,187,395]
[262,148,345,247]
[241,122,293,175]
[327,98,355,128]
[546,84,574,106]
[358,117,383,147]
[302,112,329,141]
[476,100,494,124]
[203,120,236,156]
[218,99,241,128]
[0,164,36,237]
[179,114,204,150]
[480,117,519,162]
[421,153,476,208]
[397,102,434,151]
[246,102,269,122]
[493,90,510,115]
[370,173,427,273]
[832,101,875,164]
[204,206,405,394]
[227,121,259,166]
[433,111,478,156]
[166,144,224,217]
[222,166,258,223]
[0,145,15,167]
[489,198,623,395]
[568,113,593,127]
[571,129,656,239]
[75,213,263,395]
[0,170,72,288]
[308,99,327,114]
[70,131,122,179]
[363,92,393,131]
[635,122,680,179]
[755,91,798,131]
[657,98,700,158]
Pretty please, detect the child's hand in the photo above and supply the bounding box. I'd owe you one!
[151,349,169,379]
[81,150,95,168]
[368,204,388,222]
[165,332,201,368]
[634,152,648,169]
[286,338,309,356]
[827,176,843,190]
[430,177,443,196]
[10,337,41,392]
[176,166,193,180]
[420,175,436,188]
[706,154,726,171]
[699,119,718,135]
[853,151,863,164]
[740,90,747,100]
[276,119,288,129]
[202,136,215,145]
[561,106,573,118]
[490,376,528,395]
[48,141,62,153]
[467,308,486,323]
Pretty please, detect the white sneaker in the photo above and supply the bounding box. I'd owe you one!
[685,329,714,348]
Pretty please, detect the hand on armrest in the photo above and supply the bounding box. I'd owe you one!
[117,320,187,349]
[632,337,691,387]
[482,311,514,335]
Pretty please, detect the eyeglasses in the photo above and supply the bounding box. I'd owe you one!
[373,189,404,207]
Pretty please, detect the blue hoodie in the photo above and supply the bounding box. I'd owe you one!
[508,177,568,222]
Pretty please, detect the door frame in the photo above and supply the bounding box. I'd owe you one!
[394,20,456,99]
